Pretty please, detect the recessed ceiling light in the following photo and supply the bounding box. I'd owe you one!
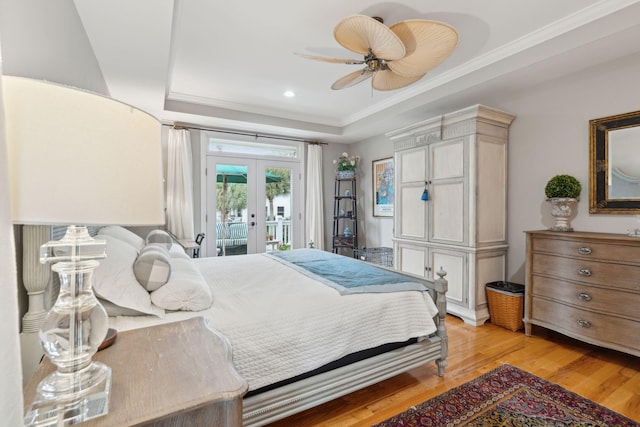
[283,90,296,98]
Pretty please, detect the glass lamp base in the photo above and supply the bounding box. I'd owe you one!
[24,362,111,426]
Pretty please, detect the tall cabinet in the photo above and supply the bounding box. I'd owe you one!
[387,105,515,325]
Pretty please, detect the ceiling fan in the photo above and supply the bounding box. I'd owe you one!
[299,15,459,91]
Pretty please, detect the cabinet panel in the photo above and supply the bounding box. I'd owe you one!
[477,138,506,243]
[398,186,427,240]
[431,181,464,243]
[399,147,426,183]
[476,253,506,308]
[431,250,465,304]
[398,245,427,277]
[431,139,464,179]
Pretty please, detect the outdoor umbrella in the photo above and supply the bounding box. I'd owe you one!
[216,164,282,183]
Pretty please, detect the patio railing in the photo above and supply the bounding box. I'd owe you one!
[265,218,291,249]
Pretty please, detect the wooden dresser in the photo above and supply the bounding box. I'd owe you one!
[524,230,640,357]
[24,317,248,426]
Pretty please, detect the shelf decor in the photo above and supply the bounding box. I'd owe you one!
[373,157,394,217]
[334,151,359,179]
[332,174,358,255]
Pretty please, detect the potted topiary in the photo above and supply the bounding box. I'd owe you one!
[545,174,582,232]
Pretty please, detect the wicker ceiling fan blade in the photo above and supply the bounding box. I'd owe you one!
[295,53,365,65]
[372,69,426,91]
[334,15,405,60]
[331,68,374,90]
[388,20,459,77]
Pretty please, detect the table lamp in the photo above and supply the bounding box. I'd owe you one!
[3,76,165,425]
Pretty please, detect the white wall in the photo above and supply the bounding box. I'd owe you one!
[501,51,640,283]
[352,134,395,248]
[352,51,640,283]
[323,139,395,251]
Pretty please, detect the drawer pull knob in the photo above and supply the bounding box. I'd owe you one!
[577,319,592,328]
[578,246,592,255]
[578,268,592,276]
[577,292,592,301]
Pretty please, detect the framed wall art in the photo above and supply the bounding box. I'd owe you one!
[373,157,394,217]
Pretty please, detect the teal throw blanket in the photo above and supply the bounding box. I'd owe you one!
[266,249,425,295]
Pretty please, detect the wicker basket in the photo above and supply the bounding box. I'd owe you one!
[486,282,524,332]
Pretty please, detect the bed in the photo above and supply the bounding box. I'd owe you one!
[29,226,449,427]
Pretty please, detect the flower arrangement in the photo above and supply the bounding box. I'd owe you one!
[333,152,360,172]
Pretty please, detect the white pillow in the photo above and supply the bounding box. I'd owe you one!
[98,298,149,317]
[146,229,173,249]
[93,235,164,318]
[151,258,212,311]
[98,226,145,252]
[169,243,191,260]
[134,245,172,291]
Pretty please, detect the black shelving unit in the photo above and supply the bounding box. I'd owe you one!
[332,176,358,256]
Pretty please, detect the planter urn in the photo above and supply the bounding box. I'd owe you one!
[547,197,578,231]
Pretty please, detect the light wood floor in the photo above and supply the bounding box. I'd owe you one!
[267,315,640,426]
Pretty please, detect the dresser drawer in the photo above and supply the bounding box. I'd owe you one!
[533,236,640,264]
[531,276,640,320]
[532,253,640,292]
[531,298,640,353]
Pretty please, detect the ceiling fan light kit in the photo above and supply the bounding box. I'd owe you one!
[302,14,459,91]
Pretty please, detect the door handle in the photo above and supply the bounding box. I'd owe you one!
[250,221,256,227]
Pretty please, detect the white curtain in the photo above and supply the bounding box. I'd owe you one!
[305,144,325,250]
[0,62,26,424]
[166,129,195,239]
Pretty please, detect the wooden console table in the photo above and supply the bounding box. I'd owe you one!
[24,317,248,426]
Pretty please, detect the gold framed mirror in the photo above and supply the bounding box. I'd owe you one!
[589,110,640,214]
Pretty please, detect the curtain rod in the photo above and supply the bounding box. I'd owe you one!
[164,123,327,145]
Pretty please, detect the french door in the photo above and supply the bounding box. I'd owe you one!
[205,155,300,257]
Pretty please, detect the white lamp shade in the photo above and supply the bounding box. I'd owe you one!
[3,76,165,226]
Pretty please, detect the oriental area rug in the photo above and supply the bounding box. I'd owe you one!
[374,364,639,427]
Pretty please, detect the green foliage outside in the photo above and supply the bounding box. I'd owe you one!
[216,168,291,221]
[265,168,291,219]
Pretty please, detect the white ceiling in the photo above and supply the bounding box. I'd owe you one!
[73,0,640,143]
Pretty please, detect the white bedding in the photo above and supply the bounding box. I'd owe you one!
[108,253,439,391]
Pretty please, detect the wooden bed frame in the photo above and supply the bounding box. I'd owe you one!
[19,227,448,427]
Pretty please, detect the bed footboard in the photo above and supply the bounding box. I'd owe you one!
[243,267,448,427]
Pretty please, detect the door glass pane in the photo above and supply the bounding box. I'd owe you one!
[264,167,292,252]
[216,164,248,256]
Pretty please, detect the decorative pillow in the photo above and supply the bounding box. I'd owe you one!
[133,245,172,291]
[169,243,191,260]
[151,258,213,311]
[146,229,173,249]
[98,298,149,317]
[97,225,145,252]
[93,235,164,318]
